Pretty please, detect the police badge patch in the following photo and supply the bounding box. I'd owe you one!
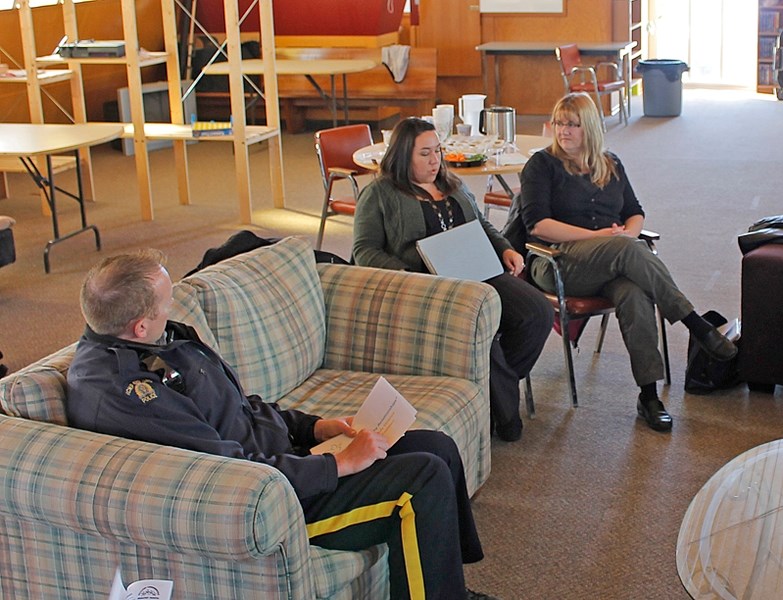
[126,379,158,404]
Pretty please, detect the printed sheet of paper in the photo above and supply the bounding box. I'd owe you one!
[108,567,173,600]
[310,376,417,455]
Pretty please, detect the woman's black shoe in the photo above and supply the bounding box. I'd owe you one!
[636,395,673,432]
[696,328,738,362]
[495,417,523,442]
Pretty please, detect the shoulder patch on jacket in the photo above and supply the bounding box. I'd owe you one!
[125,379,158,404]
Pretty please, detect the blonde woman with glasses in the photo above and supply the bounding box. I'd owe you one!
[503,92,737,432]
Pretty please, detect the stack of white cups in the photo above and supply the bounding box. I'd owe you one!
[432,104,454,142]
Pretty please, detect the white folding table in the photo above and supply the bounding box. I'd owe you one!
[0,123,123,273]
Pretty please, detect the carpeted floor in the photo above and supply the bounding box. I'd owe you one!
[1,88,781,599]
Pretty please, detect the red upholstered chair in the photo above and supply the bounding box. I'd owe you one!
[483,123,551,220]
[555,43,628,131]
[483,186,517,219]
[314,124,374,250]
[522,230,670,410]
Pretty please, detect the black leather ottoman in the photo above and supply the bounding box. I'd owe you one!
[739,243,783,392]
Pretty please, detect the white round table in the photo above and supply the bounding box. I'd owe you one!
[677,438,783,598]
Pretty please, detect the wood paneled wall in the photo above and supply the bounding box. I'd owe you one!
[436,0,616,115]
[0,0,618,123]
[0,0,164,124]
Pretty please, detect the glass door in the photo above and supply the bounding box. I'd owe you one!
[650,0,757,88]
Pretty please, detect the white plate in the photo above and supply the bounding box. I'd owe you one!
[528,147,544,156]
[498,153,527,166]
[358,150,385,164]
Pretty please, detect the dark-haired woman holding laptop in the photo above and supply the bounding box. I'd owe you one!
[353,117,553,442]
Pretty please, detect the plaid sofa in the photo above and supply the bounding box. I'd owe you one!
[0,236,500,599]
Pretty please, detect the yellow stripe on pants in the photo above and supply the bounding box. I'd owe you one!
[306,492,425,599]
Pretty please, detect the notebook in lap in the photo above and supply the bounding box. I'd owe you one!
[416,220,504,282]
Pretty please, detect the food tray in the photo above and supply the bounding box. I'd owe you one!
[443,134,503,156]
[445,157,486,168]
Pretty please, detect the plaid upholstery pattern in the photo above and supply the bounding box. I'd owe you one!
[0,415,304,558]
[316,263,500,384]
[311,545,389,600]
[0,344,75,425]
[283,369,489,496]
[180,237,326,403]
[0,414,385,599]
[0,413,313,598]
[169,281,220,351]
[314,262,500,493]
[0,237,499,599]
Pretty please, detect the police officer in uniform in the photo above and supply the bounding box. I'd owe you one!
[65,249,498,600]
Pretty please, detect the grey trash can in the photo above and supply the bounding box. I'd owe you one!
[636,59,689,117]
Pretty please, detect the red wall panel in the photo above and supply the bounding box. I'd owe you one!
[196,0,404,35]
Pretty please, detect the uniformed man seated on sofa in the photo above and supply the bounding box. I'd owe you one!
[65,249,498,600]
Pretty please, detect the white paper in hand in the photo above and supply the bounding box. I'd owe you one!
[310,376,417,455]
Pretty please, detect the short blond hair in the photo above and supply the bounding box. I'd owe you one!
[80,249,167,336]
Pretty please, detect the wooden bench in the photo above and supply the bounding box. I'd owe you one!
[277,47,437,132]
[195,47,437,132]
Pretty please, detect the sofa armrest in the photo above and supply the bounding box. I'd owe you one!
[0,415,311,566]
[317,264,501,388]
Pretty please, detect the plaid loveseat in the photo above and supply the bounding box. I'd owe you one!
[0,236,500,599]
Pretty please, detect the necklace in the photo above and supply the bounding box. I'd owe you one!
[424,197,454,231]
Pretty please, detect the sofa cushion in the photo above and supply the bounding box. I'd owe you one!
[179,236,326,403]
[170,278,220,351]
[279,369,488,496]
[311,544,388,599]
[0,344,76,425]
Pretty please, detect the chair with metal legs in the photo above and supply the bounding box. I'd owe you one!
[555,43,628,131]
[483,181,518,220]
[313,124,374,250]
[521,230,671,412]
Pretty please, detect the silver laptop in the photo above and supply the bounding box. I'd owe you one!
[416,220,504,282]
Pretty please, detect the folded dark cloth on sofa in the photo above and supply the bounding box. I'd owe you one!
[187,230,348,276]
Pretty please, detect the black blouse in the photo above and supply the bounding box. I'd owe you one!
[419,196,467,237]
[521,149,644,232]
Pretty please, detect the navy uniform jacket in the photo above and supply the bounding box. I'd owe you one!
[66,321,338,500]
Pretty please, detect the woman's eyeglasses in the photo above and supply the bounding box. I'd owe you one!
[552,120,581,129]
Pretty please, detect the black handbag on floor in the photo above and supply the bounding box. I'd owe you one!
[684,310,741,394]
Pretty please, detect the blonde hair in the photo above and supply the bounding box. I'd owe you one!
[549,93,617,188]
[80,249,167,336]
